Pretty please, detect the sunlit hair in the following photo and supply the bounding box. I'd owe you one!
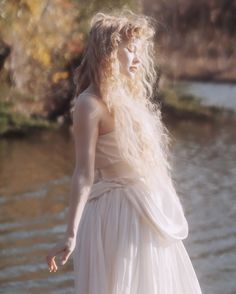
[72,9,179,198]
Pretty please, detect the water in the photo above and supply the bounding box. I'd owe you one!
[175,81,236,111]
[169,120,236,294]
[0,120,235,294]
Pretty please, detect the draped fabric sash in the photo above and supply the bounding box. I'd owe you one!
[88,174,189,248]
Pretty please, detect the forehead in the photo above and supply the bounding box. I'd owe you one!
[120,38,143,50]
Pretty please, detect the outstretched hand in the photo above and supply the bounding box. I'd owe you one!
[46,237,76,272]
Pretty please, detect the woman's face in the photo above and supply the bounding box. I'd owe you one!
[116,39,141,79]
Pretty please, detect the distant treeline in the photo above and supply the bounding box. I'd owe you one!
[0,0,235,135]
[143,0,236,35]
[142,0,236,82]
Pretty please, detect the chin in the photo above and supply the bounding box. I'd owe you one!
[121,70,135,79]
[127,71,136,78]
[129,73,136,79]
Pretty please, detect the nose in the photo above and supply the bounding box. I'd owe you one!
[132,55,140,67]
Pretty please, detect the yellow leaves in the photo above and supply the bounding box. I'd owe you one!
[21,0,43,19]
[29,36,52,68]
[52,71,69,84]
[31,44,51,68]
[1,0,82,95]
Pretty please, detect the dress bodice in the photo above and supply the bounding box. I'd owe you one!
[95,131,123,168]
[94,130,140,182]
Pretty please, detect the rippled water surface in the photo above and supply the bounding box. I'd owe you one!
[0,121,235,294]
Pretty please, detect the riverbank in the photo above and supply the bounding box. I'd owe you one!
[0,100,57,137]
[159,87,236,124]
[1,86,235,138]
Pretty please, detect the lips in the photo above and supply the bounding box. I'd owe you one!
[130,66,138,71]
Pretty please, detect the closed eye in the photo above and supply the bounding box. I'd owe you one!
[127,47,134,53]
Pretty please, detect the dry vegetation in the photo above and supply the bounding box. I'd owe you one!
[143,0,236,82]
[0,0,235,135]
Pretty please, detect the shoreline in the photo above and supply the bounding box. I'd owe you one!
[1,88,235,139]
[172,76,236,85]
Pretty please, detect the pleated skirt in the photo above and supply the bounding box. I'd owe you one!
[72,183,202,294]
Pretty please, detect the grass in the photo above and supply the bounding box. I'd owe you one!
[0,100,56,137]
[158,87,235,122]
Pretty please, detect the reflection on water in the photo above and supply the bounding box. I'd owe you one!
[176,81,236,111]
[0,122,235,294]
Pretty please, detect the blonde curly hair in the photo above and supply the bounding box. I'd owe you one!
[73,10,179,200]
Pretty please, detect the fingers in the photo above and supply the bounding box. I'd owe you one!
[46,247,70,272]
[46,240,75,272]
[46,255,58,272]
[46,246,63,272]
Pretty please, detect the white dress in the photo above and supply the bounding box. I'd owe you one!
[72,130,202,294]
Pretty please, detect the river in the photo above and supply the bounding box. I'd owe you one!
[0,118,235,293]
[174,80,236,111]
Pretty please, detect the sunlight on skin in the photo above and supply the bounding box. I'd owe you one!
[46,236,76,272]
[117,38,142,79]
[46,248,61,273]
[47,256,58,273]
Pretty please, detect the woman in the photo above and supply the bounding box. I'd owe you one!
[46,10,202,294]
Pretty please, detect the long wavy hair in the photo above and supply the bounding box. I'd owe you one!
[72,10,179,198]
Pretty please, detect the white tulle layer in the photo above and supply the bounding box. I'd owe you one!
[73,183,202,294]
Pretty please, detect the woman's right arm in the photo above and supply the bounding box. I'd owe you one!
[65,94,102,239]
[46,94,102,272]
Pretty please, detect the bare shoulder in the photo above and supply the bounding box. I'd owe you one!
[73,92,104,122]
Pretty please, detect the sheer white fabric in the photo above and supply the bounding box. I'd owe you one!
[72,131,202,294]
